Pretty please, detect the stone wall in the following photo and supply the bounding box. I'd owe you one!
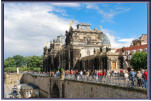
[21,74,50,97]
[63,80,147,99]
[21,74,147,99]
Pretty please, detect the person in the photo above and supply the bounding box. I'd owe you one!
[144,70,147,88]
[124,71,129,83]
[86,70,90,81]
[100,70,103,81]
[51,71,55,77]
[98,70,101,82]
[141,69,145,88]
[93,70,98,82]
[129,69,136,87]
[110,70,114,78]
[83,70,86,81]
[120,69,123,76]
[70,70,73,79]
[136,71,142,87]
[103,69,107,78]
[61,71,65,80]
[75,70,79,80]
[79,70,83,80]
[107,71,111,78]
[114,70,118,76]
[56,70,60,78]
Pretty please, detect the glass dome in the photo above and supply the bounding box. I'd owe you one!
[102,33,110,45]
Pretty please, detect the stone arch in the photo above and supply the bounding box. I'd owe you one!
[51,83,60,98]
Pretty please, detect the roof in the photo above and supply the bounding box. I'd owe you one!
[116,44,147,52]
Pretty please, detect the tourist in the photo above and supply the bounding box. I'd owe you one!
[75,70,79,80]
[67,70,70,78]
[110,70,114,78]
[120,69,123,76]
[65,70,67,78]
[144,70,147,88]
[124,71,129,83]
[61,71,65,80]
[83,70,86,81]
[100,70,103,81]
[70,70,73,79]
[94,70,98,82]
[141,69,145,88]
[136,71,142,87]
[86,70,90,81]
[79,70,83,80]
[106,71,111,78]
[51,71,55,77]
[103,69,107,78]
[129,69,136,87]
[98,70,101,82]
[56,70,60,78]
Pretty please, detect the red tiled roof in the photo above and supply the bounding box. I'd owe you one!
[116,44,147,52]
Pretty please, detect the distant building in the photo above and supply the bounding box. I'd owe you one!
[131,34,147,46]
[20,83,39,98]
[116,34,147,68]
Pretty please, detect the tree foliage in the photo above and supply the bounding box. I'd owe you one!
[4,55,43,72]
[4,57,16,67]
[13,55,25,67]
[130,52,147,70]
[27,56,42,68]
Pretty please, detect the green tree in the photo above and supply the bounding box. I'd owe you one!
[27,56,42,68]
[130,52,147,70]
[4,55,43,72]
[13,55,25,67]
[4,57,16,67]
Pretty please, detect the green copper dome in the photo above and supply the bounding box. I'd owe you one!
[102,33,110,45]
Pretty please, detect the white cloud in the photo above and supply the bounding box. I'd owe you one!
[103,29,134,48]
[51,3,80,7]
[85,3,130,23]
[4,3,75,58]
[86,4,99,9]
[118,38,134,43]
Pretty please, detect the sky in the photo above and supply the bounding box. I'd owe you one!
[4,2,147,59]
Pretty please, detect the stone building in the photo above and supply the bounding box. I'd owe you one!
[131,34,147,46]
[42,23,125,72]
[64,23,111,70]
[42,35,66,72]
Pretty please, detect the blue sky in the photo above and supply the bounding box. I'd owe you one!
[4,2,147,58]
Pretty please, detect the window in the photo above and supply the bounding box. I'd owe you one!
[87,37,91,44]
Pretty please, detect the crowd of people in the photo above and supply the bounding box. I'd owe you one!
[49,68,147,88]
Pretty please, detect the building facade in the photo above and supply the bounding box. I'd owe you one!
[42,23,129,72]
